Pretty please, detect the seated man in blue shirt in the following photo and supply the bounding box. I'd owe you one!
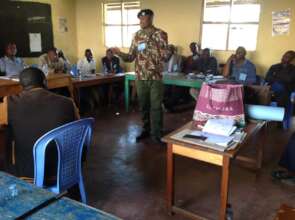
[265,51,295,108]
[0,42,25,76]
[223,46,257,85]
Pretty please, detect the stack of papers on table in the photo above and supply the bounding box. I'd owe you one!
[202,119,236,136]
[170,128,246,152]
[190,130,234,147]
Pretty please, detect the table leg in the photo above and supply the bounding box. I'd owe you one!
[220,156,230,220]
[0,126,7,170]
[256,124,266,170]
[73,87,81,108]
[108,85,113,106]
[125,77,130,112]
[167,143,174,214]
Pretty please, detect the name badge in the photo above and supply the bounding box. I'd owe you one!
[173,64,178,72]
[138,42,146,52]
[239,73,247,81]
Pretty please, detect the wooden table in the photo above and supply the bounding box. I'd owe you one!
[0,74,74,125]
[162,121,266,220]
[274,204,295,220]
[0,171,121,220]
[124,72,203,112]
[72,73,125,106]
[0,74,74,98]
[0,171,56,219]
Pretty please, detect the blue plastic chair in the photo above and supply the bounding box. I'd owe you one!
[33,118,94,204]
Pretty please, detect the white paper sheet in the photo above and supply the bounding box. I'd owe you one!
[202,119,236,136]
[29,33,42,52]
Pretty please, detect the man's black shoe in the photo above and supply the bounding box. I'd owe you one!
[136,131,150,142]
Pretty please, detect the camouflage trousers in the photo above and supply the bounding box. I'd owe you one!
[136,80,164,138]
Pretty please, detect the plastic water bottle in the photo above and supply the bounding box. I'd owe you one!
[77,69,83,80]
[42,64,49,76]
[0,184,18,202]
[173,64,178,72]
[9,184,18,197]
[103,63,108,75]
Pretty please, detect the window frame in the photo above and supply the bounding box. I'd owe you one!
[103,1,140,48]
[200,0,261,51]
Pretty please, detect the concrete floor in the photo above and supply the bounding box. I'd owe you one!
[82,106,295,220]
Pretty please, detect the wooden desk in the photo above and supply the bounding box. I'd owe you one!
[0,171,55,219]
[72,73,125,106]
[0,74,74,98]
[72,73,125,88]
[0,171,121,220]
[0,74,74,125]
[274,204,295,220]
[162,121,266,220]
[124,72,203,112]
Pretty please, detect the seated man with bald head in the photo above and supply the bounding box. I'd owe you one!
[6,67,79,178]
[265,51,295,108]
[223,46,257,85]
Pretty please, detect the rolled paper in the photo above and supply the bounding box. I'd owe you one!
[245,104,285,122]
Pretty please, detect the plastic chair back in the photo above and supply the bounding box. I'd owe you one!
[33,118,94,203]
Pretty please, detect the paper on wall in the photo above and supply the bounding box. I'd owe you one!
[29,33,42,52]
[272,9,291,36]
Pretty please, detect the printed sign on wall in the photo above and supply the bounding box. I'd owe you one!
[272,9,291,36]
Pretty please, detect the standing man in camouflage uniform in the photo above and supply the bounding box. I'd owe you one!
[111,9,169,143]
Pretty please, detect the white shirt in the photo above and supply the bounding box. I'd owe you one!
[0,56,25,76]
[164,54,182,73]
[77,57,96,75]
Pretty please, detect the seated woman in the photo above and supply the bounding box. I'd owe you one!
[272,133,295,185]
[223,46,257,85]
[265,50,295,108]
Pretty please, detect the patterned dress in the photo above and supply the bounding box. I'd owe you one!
[120,25,169,80]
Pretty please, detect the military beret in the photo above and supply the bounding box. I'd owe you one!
[137,9,154,18]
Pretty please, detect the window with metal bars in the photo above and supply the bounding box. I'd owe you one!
[103,1,140,48]
[201,0,261,51]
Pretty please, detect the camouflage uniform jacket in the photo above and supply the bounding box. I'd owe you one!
[120,26,169,80]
